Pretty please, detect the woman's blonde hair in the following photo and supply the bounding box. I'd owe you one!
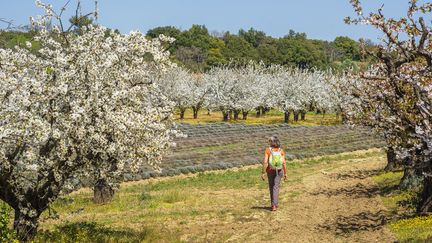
[269,135,281,148]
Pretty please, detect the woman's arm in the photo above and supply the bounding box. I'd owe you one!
[282,150,287,180]
[262,151,269,180]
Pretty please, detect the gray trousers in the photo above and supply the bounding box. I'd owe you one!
[267,170,283,206]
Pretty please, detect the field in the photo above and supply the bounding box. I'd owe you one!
[174,109,341,126]
[35,148,429,242]
[2,1,431,242]
[124,123,385,181]
[5,123,430,242]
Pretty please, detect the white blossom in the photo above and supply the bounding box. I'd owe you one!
[0,1,177,236]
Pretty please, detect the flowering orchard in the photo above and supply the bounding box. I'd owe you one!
[162,62,349,122]
[159,67,208,119]
[0,1,179,240]
[2,0,432,241]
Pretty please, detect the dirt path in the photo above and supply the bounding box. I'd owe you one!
[176,150,396,242]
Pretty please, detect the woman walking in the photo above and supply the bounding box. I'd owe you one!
[261,135,287,211]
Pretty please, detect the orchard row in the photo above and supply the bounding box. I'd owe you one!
[159,63,348,122]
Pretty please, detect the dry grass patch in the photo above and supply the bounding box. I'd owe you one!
[37,149,387,242]
[175,108,341,126]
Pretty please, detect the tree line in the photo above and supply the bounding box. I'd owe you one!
[147,25,374,72]
[1,21,375,72]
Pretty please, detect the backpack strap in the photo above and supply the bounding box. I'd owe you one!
[268,147,273,166]
[272,147,281,153]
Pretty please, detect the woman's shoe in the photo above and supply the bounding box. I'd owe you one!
[271,205,277,211]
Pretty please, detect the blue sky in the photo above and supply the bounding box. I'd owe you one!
[0,0,410,42]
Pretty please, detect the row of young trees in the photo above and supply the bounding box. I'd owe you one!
[159,63,348,122]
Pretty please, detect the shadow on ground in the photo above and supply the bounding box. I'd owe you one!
[329,169,383,180]
[311,168,400,198]
[311,183,379,198]
[314,168,416,238]
[36,222,163,242]
[317,210,389,235]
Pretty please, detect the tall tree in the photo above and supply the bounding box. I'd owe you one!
[222,33,258,63]
[238,28,267,48]
[146,26,181,40]
[345,0,432,213]
[277,34,328,69]
[257,38,280,64]
[0,2,176,240]
[333,36,361,61]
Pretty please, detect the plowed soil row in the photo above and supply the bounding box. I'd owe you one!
[126,124,385,180]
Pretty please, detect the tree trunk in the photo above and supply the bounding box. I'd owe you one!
[14,209,40,241]
[293,111,300,122]
[233,110,239,120]
[242,111,248,120]
[222,111,229,122]
[419,175,432,213]
[309,102,315,112]
[93,179,115,204]
[341,112,347,123]
[384,147,398,172]
[192,107,199,119]
[262,107,267,116]
[300,110,306,121]
[229,110,233,120]
[207,109,211,116]
[179,108,186,120]
[284,111,290,123]
[399,165,423,190]
[256,107,261,118]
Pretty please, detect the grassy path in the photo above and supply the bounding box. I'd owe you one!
[37,149,396,242]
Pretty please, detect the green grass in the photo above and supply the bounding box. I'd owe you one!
[35,222,177,243]
[289,149,384,169]
[0,202,16,242]
[372,170,432,242]
[372,171,403,189]
[286,191,301,199]
[372,171,407,213]
[141,169,268,192]
[389,216,432,242]
[143,151,383,193]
